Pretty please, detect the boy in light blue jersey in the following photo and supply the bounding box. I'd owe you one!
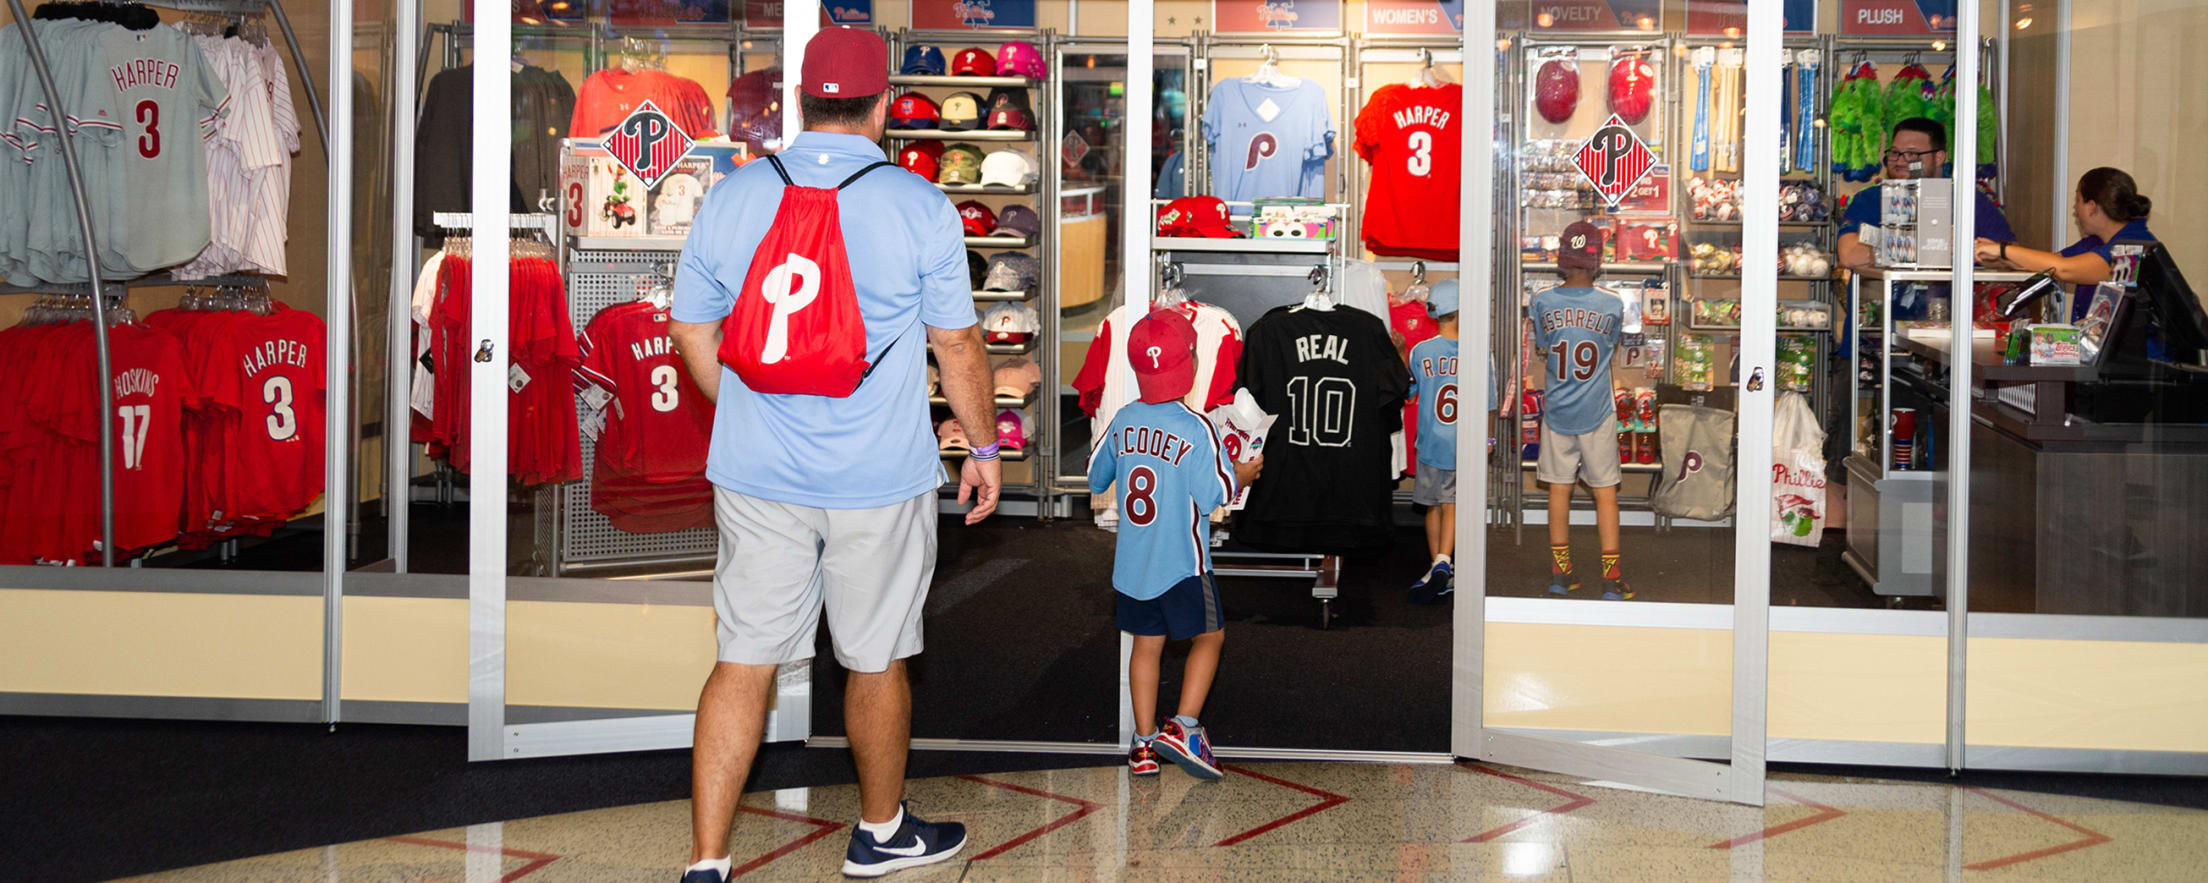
[1404,280,1499,604]
[1089,309,1263,780]
[1530,221,1632,600]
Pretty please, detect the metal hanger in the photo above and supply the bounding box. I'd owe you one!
[1298,264,1334,311]
[1156,262,1188,307]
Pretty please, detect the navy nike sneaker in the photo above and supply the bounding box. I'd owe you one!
[678,869,725,883]
[842,802,967,878]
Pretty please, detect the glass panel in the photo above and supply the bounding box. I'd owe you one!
[0,4,329,576]
[1964,0,2206,619]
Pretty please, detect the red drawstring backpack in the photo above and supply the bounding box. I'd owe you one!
[718,154,898,396]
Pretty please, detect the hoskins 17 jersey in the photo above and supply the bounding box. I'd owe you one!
[1088,401,1237,601]
[1354,83,1462,260]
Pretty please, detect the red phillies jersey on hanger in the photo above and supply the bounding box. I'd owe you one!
[1390,299,1440,475]
[1354,83,1463,260]
[576,301,713,482]
[202,305,327,523]
[571,69,722,140]
[44,323,198,559]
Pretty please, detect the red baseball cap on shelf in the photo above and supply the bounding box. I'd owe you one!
[897,141,944,179]
[1559,220,1604,270]
[955,200,997,236]
[951,46,997,76]
[1156,196,1241,238]
[888,92,942,129]
[1129,308,1199,405]
[801,27,888,98]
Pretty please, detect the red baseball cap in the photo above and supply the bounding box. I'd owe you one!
[955,200,996,236]
[1156,196,1241,238]
[897,141,944,179]
[951,46,997,76]
[1559,220,1604,270]
[887,91,941,129]
[801,27,889,99]
[1129,308,1199,404]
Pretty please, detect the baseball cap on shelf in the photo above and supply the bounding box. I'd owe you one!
[982,252,1039,292]
[936,418,970,452]
[801,27,888,98]
[1155,195,1241,238]
[993,357,1042,398]
[1129,308,1199,404]
[996,41,1045,79]
[954,200,997,236]
[1558,220,1604,270]
[940,92,984,131]
[984,87,1034,131]
[900,45,946,75]
[991,204,1042,239]
[887,92,941,130]
[1426,278,1461,318]
[938,144,985,184]
[982,303,1041,345]
[995,408,1032,451]
[986,107,1034,132]
[979,149,1038,188]
[951,46,997,76]
[897,141,944,179]
[967,249,989,288]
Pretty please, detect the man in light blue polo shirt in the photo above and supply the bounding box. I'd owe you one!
[667,27,998,882]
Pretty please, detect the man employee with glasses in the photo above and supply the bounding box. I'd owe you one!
[1836,117,2016,271]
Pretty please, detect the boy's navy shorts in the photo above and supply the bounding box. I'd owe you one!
[1117,573,1225,640]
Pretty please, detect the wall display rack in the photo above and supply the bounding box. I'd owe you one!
[887,27,1062,519]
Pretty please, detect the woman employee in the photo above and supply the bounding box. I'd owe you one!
[1975,167,2157,321]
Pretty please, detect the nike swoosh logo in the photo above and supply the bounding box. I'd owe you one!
[875,841,930,857]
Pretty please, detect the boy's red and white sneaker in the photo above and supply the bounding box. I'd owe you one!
[1129,740,1160,776]
[1154,719,1223,781]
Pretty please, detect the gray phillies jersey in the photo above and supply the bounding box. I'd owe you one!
[88,25,229,275]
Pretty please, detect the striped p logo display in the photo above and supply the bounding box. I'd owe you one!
[1573,114,1655,208]
[602,100,694,190]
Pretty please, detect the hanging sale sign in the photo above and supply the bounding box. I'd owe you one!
[1214,0,1343,34]
[1574,114,1656,208]
[743,0,873,26]
[1365,0,1463,36]
[1840,0,1957,34]
[1687,0,1817,35]
[910,0,1035,29]
[1529,0,1662,32]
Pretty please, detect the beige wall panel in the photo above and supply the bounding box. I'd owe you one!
[1966,637,2208,752]
[341,596,468,704]
[0,590,321,699]
[507,600,717,709]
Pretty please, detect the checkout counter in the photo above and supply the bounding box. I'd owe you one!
[1844,247,2208,615]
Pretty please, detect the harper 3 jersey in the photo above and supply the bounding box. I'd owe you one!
[1354,83,1462,259]
[1530,287,1624,436]
[1088,401,1237,600]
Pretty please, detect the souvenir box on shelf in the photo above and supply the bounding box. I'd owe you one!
[559,141,748,239]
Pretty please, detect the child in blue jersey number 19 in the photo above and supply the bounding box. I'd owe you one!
[1088,309,1264,780]
[1531,221,1633,600]
[1404,280,1498,605]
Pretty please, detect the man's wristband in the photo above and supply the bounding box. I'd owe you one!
[969,442,1001,461]
[2000,241,2009,262]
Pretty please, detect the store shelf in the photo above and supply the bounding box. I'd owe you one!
[937,183,1034,195]
[1686,325,1835,333]
[941,446,1030,461]
[931,390,1037,409]
[1521,459,1665,474]
[984,340,1036,355]
[890,74,1038,89]
[1524,262,1669,275]
[1685,219,1832,228]
[972,288,1034,303]
[966,234,1033,249]
[1156,236,1331,255]
[890,129,1034,142]
[1688,272,1836,282]
[572,234,686,251]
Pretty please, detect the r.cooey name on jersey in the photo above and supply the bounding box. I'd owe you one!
[1117,426,1199,465]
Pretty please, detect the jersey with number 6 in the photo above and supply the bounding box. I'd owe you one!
[1530,286,1624,436]
[575,301,713,483]
[1354,83,1462,260]
[1234,305,1407,555]
[203,305,326,521]
[1406,335,1461,471]
[1088,401,1236,601]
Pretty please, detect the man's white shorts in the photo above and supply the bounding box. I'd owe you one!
[711,487,937,673]
[1537,413,1624,489]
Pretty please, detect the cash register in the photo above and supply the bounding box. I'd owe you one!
[2066,240,2208,422]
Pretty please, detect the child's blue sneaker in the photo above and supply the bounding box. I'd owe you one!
[1153,719,1224,781]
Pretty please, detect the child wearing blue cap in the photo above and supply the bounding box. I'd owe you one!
[1405,280,1495,604]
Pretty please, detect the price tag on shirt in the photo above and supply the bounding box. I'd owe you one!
[579,384,614,411]
[578,408,606,443]
[508,363,532,393]
[1255,97,1282,122]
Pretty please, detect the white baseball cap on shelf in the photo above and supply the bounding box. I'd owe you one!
[978,149,1039,188]
[982,302,1041,345]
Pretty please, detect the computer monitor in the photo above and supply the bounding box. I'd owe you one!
[2112,240,2208,360]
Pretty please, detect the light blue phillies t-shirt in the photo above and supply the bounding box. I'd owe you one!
[1088,401,1238,600]
[1530,286,1624,437]
[672,132,975,509]
[1202,78,1335,203]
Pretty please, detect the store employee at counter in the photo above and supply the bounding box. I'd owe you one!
[1973,166,2158,321]
[1837,117,2017,271]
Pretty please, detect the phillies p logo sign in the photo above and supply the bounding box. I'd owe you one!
[603,100,694,190]
[1573,114,1655,208]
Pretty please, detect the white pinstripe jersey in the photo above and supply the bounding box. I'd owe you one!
[174,33,297,279]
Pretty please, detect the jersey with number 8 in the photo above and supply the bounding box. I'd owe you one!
[576,301,714,483]
[203,305,326,521]
[1088,401,1237,601]
[1352,82,1462,260]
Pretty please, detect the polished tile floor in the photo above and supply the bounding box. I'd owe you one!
[127,760,2207,881]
